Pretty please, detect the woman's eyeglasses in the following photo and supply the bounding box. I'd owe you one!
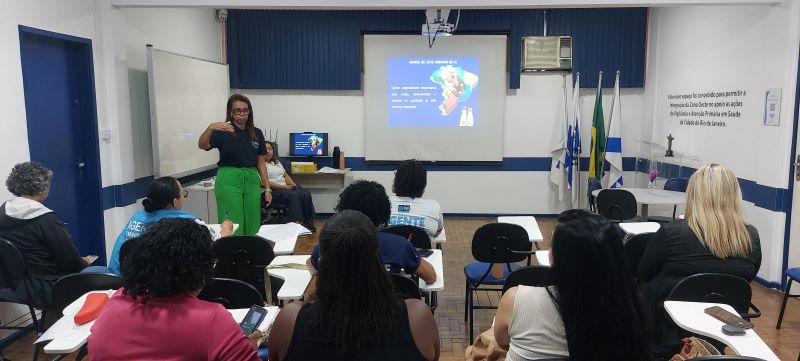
[231,108,250,115]
[181,189,189,198]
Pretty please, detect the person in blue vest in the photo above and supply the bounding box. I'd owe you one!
[107,177,232,275]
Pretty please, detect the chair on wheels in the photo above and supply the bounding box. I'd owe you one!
[49,272,122,361]
[588,178,602,212]
[389,273,422,300]
[667,273,761,320]
[212,235,283,306]
[261,193,290,225]
[463,223,531,341]
[623,233,654,282]
[501,265,551,295]
[649,177,688,223]
[198,278,264,309]
[384,225,432,250]
[596,189,638,222]
[776,267,800,329]
[0,238,47,361]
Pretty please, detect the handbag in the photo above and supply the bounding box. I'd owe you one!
[464,328,506,361]
[669,337,721,360]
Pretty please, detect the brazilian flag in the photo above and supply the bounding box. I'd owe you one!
[588,81,605,180]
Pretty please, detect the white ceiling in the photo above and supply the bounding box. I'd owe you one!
[109,0,781,9]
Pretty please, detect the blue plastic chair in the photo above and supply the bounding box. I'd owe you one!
[776,267,800,329]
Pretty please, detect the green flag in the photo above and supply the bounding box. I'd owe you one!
[588,76,605,180]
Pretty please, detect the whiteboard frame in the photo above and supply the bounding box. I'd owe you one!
[147,45,229,178]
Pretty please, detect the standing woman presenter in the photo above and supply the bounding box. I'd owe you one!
[198,94,271,235]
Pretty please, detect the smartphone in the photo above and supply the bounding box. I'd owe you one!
[416,248,434,258]
[240,305,268,335]
[704,306,752,329]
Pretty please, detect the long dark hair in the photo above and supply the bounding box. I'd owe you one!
[265,141,279,164]
[120,218,214,302]
[142,177,180,213]
[549,209,650,361]
[310,210,398,353]
[225,93,257,140]
[392,159,427,198]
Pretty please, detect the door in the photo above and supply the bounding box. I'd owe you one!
[18,26,105,261]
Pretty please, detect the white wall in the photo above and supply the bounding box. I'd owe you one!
[644,1,800,283]
[244,73,645,214]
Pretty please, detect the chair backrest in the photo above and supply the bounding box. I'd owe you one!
[212,235,275,282]
[664,177,689,192]
[624,233,654,278]
[0,238,28,290]
[502,265,552,295]
[389,273,421,300]
[51,273,123,316]
[472,223,531,264]
[198,277,264,309]
[667,273,753,314]
[587,179,603,211]
[596,189,638,221]
[384,225,432,249]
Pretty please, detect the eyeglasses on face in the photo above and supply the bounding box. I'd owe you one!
[181,189,189,198]
[231,108,250,115]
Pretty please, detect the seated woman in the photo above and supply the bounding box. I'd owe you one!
[89,218,261,360]
[638,163,761,354]
[388,159,443,238]
[269,210,439,361]
[264,141,316,231]
[0,162,90,308]
[494,209,650,361]
[306,180,437,284]
[107,176,232,275]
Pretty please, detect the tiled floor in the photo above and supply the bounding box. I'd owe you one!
[4,217,800,360]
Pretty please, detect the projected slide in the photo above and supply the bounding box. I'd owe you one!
[388,58,479,127]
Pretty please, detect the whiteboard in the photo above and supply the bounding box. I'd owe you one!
[147,46,228,178]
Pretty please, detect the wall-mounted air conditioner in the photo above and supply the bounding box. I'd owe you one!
[521,36,572,71]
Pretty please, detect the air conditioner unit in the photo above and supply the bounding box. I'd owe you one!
[521,36,572,71]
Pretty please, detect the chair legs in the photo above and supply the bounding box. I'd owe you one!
[777,278,794,329]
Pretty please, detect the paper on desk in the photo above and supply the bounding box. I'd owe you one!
[35,316,94,344]
[317,166,345,174]
[258,223,300,244]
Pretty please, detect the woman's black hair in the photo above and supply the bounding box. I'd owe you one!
[142,177,180,213]
[392,159,427,198]
[334,180,391,229]
[549,209,650,361]
[120,218,214,302]
[226,93,257,140]
[310,210,398,353]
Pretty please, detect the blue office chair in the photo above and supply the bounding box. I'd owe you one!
[649,177,688,222]
[776,267,800,329]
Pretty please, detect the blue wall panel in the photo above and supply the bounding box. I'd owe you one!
[227,8,645,90]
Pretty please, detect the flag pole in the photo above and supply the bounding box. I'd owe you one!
[601,70,620,169]
[574,72,582,209]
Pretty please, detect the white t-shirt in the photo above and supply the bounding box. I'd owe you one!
[266,161,287,186]
[388,196,444,237]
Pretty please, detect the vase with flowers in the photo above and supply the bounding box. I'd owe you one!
[648,169,659,190]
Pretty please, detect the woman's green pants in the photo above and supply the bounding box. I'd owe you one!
[215,167,262,235]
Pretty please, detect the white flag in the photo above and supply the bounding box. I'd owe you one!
[605,72,623,188]
[550,76,569,202]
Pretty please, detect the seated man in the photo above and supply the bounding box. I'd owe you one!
[307,180,437,284]
[388,160,443,238]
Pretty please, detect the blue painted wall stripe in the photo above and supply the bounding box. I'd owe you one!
[102,156,790,215]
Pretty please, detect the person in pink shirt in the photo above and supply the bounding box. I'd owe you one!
[88,218,260,361]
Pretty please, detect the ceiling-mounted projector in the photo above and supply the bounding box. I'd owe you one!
[423,8,455,37]
[422,22,454,37]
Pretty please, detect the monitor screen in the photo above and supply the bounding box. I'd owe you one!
[289,132,328,156]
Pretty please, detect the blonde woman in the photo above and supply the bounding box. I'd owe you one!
[638,163,761,355]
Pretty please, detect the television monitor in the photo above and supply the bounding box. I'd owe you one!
[289,132,329,156]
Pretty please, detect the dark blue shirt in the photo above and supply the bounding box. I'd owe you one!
[207,125,266,167]
[310,231,421,274]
